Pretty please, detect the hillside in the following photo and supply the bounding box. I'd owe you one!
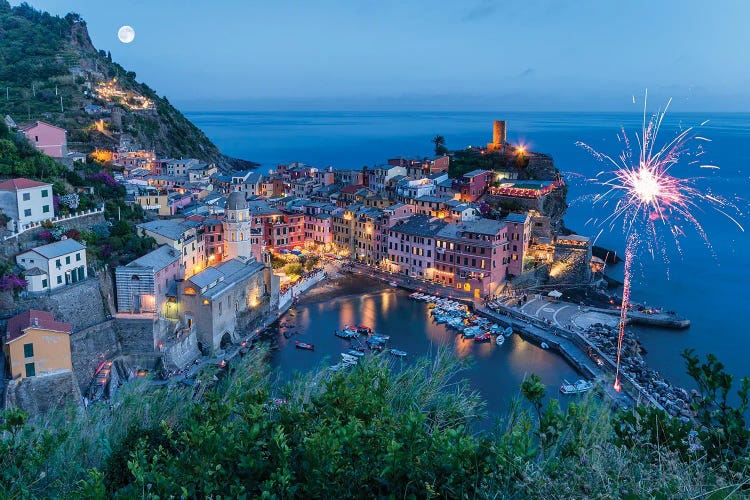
[0,1,254,170]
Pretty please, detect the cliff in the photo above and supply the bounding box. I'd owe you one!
[0,1,255,171]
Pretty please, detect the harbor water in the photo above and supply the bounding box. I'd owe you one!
[188,110,750,394]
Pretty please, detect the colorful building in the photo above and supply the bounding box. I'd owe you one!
[0,178,54,230]
[16,239,87,292]
[4,310,72,379]
[115,245,182,314]
[19,121,67,158]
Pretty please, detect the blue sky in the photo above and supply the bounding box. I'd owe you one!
[14,0,750,111]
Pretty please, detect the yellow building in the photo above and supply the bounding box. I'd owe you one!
[4,310,72,379]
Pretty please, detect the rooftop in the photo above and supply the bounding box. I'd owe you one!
[26,238,85,259]
[505,212,530,224]
[0,178,51,191]
[187,257,265,300]
[463,169,488,179]
[6,309,71,343]
[391,214,447,237]
[125,245,180,271]
[137,219,193,241]
[438,218,506,239]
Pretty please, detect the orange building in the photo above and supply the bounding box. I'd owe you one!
[3,310,72,379]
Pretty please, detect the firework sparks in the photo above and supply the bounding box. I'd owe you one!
[577,91,744,392]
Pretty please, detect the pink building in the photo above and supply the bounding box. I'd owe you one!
[504,212,531,277]
[386,214,447,279]
[20,121,67,158]
[433,218,509,298]
[453,169,492,203]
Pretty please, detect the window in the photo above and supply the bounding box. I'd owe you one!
[41,189,49,198]
[23,192,30,201]
[25,363,36,377]
[24,209,31,217]
[57,276,62,284]
[65,256,71,264]
[43,205,50,213]
[42,279,48,288]
[23,343,34,358]
[76,253,81,261]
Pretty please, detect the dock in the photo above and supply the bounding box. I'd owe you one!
[586,307,690,329]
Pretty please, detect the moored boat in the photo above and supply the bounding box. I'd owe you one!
[560,379,594,394]
[495,335,505,346]
[390,349,407,357]
[295,341,314,351]
[347,349,365,357]
[474,332,492,342]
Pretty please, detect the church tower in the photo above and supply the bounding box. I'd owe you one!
[223,191,253,260]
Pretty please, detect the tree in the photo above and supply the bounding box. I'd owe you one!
[432,135,448,156]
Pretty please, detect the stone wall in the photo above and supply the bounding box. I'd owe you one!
[70,320,120,392]
[114,317,158,354]
[0,211,106,257]
[0,270,114,332]
[5,370,82,415]
[162,330,200,371]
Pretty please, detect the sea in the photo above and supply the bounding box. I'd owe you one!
[186,110,750,400]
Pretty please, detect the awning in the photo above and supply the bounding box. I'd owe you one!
[548,290,562,298]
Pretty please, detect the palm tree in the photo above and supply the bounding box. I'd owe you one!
[432,135,448,156]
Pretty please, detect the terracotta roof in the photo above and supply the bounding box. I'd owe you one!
[5,309,72,343]
[0,178,51,191]
[341,184,364,194]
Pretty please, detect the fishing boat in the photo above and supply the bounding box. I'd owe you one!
[335,328,359,339]
[389,281,399,287]
[541,342,549,350]
[371,333,390,341]
[390,349,407,357]
[295,341,314,351]
[347,349,365,357]
[357,324,373,334]
[495,335,505,346]
[504,326,514,337]
[474,332,492,342]
[560,379,594,395]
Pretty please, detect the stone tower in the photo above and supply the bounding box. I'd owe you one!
[487,120,506,152]
[223,191,253,260]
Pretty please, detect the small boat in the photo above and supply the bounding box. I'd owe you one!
[295,341,314,351]
[495,335,505,346]
[341,353,358,363]
[335,329,358,339]
[560,379,594,395]
[390,349,407,357]
[541,342,549,350]
[389,281,398,287]
[356,325,373,334]
[504,327,514,337]
[347,349,365,357]
[371,334,390,341]
[474,332,492,342]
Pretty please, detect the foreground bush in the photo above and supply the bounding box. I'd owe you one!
[0,349,747,498]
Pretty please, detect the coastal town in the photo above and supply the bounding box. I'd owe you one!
[0,114,694,418]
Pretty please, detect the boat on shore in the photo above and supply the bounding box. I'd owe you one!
[295,341,314,351]
[560,379,594,395]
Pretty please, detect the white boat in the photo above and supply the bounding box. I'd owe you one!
[540,342,549,349]
[390,349,407,357]
[495,335,505,346]
[341,353,358,363]
[389,281,398,287]
[347,349,365,357]
[560,379,594,395]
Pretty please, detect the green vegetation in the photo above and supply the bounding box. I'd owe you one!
[0,348,747,498]
[0,121,65,179]
[432,134,448,156]
[0,1,230,164]
[449,149,526,179]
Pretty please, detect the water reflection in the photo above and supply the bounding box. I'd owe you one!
[272,289,580,422]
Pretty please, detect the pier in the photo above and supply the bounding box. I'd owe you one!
[585,307,690,329]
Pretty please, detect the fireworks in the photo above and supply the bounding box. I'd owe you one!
[578,91,744,392]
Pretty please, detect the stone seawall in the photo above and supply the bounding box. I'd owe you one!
[162,330,200,371]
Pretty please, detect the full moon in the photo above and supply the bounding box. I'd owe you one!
[117,25,135,44]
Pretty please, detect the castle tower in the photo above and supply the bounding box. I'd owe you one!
[223,191,254,260]
[488,120,506,152]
